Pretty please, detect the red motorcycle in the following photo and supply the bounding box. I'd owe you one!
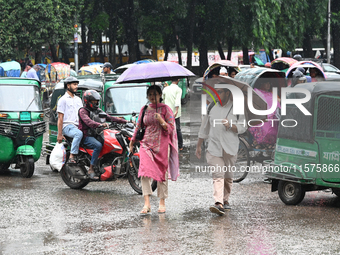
[60,120,157,194]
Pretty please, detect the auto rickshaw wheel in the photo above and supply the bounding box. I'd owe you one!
[0,163,11,172]
[278,181,305,205]
[20,156,35,178]
[332,188,340,197]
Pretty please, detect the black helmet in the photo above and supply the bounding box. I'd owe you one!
[63,76,79,89]
[83,90,101,110]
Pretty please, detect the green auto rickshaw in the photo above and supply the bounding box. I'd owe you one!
[266,81,340,205]
[0,78,46,177]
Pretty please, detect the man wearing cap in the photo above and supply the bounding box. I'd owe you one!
[57,77,83,163]
[26,65,40,80]
[102,62,113,74]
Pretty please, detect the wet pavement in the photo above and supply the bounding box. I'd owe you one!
[2,96,340,254]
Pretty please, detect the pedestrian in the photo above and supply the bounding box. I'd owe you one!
[26,64,40,80]
[78,90,128,180]
[162,79,184,150]
[129,85,179,215]
[102,62,113,74]
[20,63,33,78]
[70,62,77,77]
[195,87,247,216]
[57,77,83,163]
[250,63,255,68]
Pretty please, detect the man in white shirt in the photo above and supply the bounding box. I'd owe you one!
[162,79,183,150]
[57,77,83,163]
[195,87,247,215]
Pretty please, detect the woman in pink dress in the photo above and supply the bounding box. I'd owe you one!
[249,80,281,149]
[129,85,179,215]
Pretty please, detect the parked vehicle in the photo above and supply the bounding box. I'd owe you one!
[45,62,71,90]
[60,121,157,194]
[271,57,298,73]
[265,81,340,205]
[286,61,326,85]
[0,61,21,77]
[233,67,286,182]
[320,63,340,81]
[0,78,46,177]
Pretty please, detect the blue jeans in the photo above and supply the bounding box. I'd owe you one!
[83,136,103,165]
[62,124,83,155]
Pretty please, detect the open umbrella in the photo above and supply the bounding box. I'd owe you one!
[203,76,268,121]
[115,61,195,84]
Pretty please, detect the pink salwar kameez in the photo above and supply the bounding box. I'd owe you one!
[132,103,179,182]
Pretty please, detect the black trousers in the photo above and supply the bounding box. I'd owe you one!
[175,117,183,149]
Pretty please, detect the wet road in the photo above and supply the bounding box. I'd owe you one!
[2,96,340,254]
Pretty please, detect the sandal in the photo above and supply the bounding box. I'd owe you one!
[158,205,166,214]
[140,206,151,215]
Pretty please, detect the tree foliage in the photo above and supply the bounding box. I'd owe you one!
[1,0,339,71]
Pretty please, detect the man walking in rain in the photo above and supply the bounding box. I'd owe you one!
[195,88,247,215]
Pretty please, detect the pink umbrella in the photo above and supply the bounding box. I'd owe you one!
[115,61,195,84]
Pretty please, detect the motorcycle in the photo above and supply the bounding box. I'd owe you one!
[60,113,157,194]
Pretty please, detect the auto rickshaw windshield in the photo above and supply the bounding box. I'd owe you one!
[0,85,42,111]
[105,85,148,114]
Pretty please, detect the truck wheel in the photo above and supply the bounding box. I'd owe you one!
[20,156,35,178]
[278,181,305,205]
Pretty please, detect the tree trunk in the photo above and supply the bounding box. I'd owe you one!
[164,44,170,61]
[35,49,42,64]
[332,0,340,67]
[175,33,182,65]
[199,42,208,76]
[98,35,104,63]
[49,43,58,62]
[302,32,313,58]
[186,0,196,70]
[242,46,249,65]
[217,41,225,60]
[117,41,123,65]
[59,43,70,64]
[227,39,233,61]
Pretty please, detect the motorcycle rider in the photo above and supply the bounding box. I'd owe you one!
[78,90,128,180]
[57,77,83,163]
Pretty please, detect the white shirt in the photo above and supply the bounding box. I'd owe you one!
[57,93,83,129]
[162,83,182,118]
[198,101,247,156]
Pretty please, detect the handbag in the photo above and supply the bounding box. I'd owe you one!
[136,105,148,141]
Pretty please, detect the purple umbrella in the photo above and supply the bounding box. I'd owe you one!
[115,61,196,84]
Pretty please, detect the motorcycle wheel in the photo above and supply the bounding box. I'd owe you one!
[128,162,157,195]
[60,163,90,189]
[20,156,34,178]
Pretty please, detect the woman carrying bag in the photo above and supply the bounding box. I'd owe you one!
[129,85,179,215]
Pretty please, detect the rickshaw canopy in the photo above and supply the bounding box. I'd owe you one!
[0,61,21,77]
[78,65,103,75]
[234,67,286,91]
[271,57,298,73]
[45,62,70,83]
[203,60,240,80]
[88,62,103,66]
[0,67,4,77]
[286,61,326,79]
